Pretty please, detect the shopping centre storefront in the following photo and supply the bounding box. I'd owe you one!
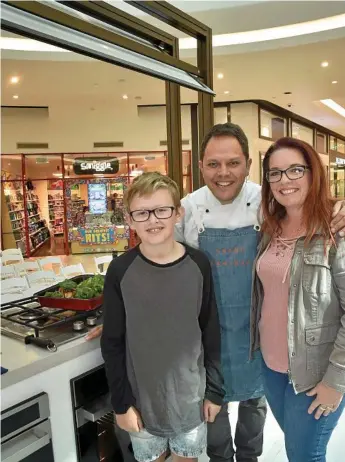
[1,151,192,257]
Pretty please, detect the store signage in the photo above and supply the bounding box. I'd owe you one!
[78,227,116,245]
[73,158,119,175]
[335,157,345,165]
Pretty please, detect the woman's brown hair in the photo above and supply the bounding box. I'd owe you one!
[261,137,334,244]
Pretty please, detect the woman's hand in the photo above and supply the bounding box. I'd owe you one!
[331,200,345,237]
[116,407,143,433]
[85,325,103,340]
[306,382,343,420]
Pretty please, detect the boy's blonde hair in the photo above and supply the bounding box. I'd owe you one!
[124,172,181,211]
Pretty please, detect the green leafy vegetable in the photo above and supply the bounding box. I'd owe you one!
[75,287,95,299]
[59,280,78,291]
[45,291,63,298]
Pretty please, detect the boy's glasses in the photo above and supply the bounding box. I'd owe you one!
[266,165,310,183]
[130,206,175,222]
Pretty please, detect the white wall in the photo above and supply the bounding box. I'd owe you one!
[230,102,263,184]
[1,104,193,154]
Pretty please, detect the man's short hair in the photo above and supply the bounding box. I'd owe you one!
[124,172,181,211]
[200,122,249,161]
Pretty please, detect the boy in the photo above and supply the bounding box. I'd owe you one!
[101,172,224,462]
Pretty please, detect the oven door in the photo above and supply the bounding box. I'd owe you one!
[76,406,126,461]
[1,420,54,462]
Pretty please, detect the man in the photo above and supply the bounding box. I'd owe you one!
[87,123,345,462]
[175,123,265,462]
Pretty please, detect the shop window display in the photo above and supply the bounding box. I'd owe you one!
[291,121,313,145]
[1,150,190,256]
[66,178,129,255]
[260,109,286,141]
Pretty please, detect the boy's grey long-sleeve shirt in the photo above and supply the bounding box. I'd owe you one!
[101,244,224,437]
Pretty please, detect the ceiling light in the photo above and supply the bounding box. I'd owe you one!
[10,76,19,84]
[122,94,128,100]
[332,80,338,84]
[13,95,19,99]
[179,13,345,49]
[224,90,230,94]
[217,73,224,79]
[320,99,345,118]
[321,61,329,68]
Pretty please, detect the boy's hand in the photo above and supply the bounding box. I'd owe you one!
[116,407,143,433]
[85,325,103,341]
[203,399,221,423]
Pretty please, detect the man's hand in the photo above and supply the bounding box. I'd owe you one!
[203,399,221,423]
[331,200,345,237]
[85,325,103,341]
[306,382,343,420]
[116,407,143,433]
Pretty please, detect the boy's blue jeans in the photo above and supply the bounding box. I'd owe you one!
[262,361,345,462]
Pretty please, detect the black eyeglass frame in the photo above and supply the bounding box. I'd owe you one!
[129,206,176,222]
[266,165,310,183]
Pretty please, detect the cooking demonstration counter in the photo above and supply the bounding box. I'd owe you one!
[1,333,100,389]
[1,335,104,462]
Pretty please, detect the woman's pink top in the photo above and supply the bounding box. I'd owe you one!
[256,235,298,373]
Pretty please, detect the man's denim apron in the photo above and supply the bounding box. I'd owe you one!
[193,207,264,401]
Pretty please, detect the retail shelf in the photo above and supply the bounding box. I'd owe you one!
[10,217,24,222]
[28,213,40,219]
[9,208,24,213]
[32,237,50,253]
[29,227,48,237]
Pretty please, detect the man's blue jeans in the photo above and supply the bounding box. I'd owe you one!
[262,361,345,462]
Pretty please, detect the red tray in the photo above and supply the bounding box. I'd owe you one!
[35,274,104,312]
[37,294,103,312]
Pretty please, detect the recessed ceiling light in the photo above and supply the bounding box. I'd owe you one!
[10,76,19,84]
[320,99,345,118]
[217,73,224,79]
[321,61,329,68]
[224,90,230,94]
[332,80,338,84]
[122,94,128,100]
[13,95,19,99]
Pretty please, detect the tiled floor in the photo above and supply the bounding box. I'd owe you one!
[29,252,345,461]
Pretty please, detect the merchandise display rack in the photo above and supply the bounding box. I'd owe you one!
[1,180,27,255]
[26,187,50,253]
[48,190,65,235]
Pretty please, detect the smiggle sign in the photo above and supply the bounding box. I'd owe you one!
[73,158,119,175]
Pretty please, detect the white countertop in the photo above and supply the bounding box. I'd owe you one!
[1,333,100,388]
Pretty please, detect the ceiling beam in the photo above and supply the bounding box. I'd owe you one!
[62,1,176,53]
[4,0,199,76]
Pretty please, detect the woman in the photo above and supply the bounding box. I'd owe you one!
[251,137,345,462]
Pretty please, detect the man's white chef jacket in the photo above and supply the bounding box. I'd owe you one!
[175,181,262,248]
